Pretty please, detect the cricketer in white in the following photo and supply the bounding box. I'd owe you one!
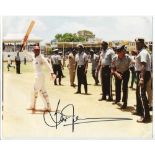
[24,46,56,112]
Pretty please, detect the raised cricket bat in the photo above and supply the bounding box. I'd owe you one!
[20,20,35,52]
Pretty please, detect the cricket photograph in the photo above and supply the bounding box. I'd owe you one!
[1,16,153,139]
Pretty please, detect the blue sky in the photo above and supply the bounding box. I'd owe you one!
[3,16,153,44]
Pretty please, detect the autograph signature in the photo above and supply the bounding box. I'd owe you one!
[43,100,132,132]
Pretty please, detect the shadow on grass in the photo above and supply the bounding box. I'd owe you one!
[81,93,92,95]
[116,103,135,112]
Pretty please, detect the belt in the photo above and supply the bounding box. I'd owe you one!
[78,65,84,68]
[117,69,129,74]
[102,65,110,68]
[136,71,150,73]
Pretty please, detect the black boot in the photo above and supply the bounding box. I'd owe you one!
[107,96,113,102]
[121,102,127,109]
[98,96,106,101]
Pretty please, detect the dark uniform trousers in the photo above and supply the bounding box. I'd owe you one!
[92,69,99,85]
[53,64,62,85]
[136,71,150,119]
[115,70,130,104]
[130,66,136,88]
[24,58,26,65]
[101,65,111,99]
[16,62,21,74]
[77,65,87,93]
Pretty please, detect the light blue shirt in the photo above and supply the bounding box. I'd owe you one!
[101,48,115,66]
[51,54,61,65]
[135,48,151,71]
[112,54,131,73]
[75,52,88,66]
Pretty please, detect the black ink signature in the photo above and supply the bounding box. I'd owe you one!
[43,100,132,132]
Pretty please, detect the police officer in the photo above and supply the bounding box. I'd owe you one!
[67,48,76,87]
[75,44,88,94]
[24,56,27,65]
[15,52,21,74]
[58,51,65,78]
[51,49,63,85]
[129,51,137,89]
[90,49,99,85]
[147,44,153,111]
[97,41,115,101]
[112,45,131,109]
[132,38,151,123]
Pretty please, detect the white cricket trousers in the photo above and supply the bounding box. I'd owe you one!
[31,74,51,109]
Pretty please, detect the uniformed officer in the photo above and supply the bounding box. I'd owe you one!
[15,52,21,74]
[96,41,115,101]
[111,45,131,109]
[67,48,76,87]
[58,51,65,78]
[51,49,63,85]
[132,38,151,123]
[24,56,27,65]
[75,44,88,94]
[90,49,99,85]
[147,44,153,111]
[129,51,137,89]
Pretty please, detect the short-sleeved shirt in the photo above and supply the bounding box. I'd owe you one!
[112,54,131,73]
[75,52,88,66]
[91,54,99,70]
[129,55,136,68]
[101,48,115,66]
[51,54,61,65]
[135,48,151,71]
[15,56,20,61]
